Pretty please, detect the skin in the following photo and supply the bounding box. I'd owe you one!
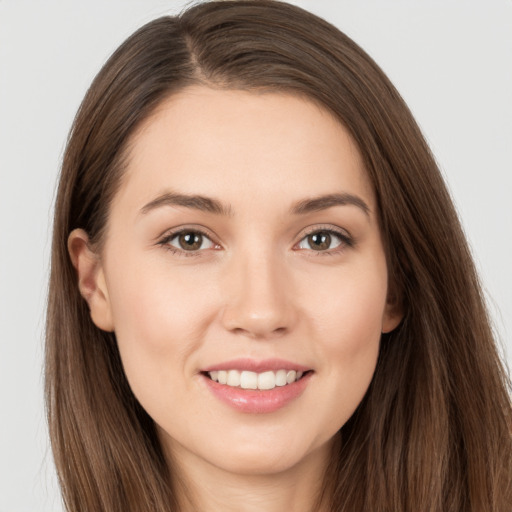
[69,86,402,512]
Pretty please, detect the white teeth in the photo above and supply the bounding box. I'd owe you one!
[207,368,306,390]
[227,370,240,387]
[286,370,297,384]
[258,371,276,390]
[240,371,258,389]
[275,369,287,387]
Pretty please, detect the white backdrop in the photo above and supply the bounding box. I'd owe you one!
[0,1,510,510]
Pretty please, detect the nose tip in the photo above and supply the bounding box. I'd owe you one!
[224,311,290,339]
[220,256,296,339]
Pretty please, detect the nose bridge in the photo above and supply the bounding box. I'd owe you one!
[221,243,295,338]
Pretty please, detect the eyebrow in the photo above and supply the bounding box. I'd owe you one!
[140,191,232,216]
[140,191,370,217]
[291,193,370,216]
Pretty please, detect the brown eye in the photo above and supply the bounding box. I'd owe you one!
[297,230,345,252]
[166,230,215,252]
[307,232,331,251]
[178,232,203,250]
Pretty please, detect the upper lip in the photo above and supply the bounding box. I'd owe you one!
[201,358,312,373]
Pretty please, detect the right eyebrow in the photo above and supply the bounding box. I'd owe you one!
[290,193,370,217]
[139,191,233,217]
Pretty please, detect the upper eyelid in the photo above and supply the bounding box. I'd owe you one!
[296,224,352,241]
[157,225,218,243]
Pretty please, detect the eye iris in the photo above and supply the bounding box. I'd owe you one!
[178,232,202,250]
[308,232,331,250]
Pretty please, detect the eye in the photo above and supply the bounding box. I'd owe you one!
[162,229,217,253]
[296,229,350,252]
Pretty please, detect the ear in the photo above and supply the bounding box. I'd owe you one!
[68,229,114,332]
[381,293,403,334]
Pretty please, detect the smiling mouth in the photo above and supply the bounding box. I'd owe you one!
[203,369,312,391]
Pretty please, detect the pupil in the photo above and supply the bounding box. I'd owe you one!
[309,232,331,250]
[179,232,202,250]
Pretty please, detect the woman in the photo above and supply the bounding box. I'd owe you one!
[45,1,512,510]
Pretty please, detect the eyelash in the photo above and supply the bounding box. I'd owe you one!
[157,226,354,258]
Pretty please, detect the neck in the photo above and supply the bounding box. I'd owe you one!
[167,440,333,512]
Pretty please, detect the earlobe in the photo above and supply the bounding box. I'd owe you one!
[68,229,115,332]
[381,297,403,334]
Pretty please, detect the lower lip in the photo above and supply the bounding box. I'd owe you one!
[201,372,312,414]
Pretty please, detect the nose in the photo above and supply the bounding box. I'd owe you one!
[220,249,297,339]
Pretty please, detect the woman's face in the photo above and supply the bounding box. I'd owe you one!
[72,86,400,479]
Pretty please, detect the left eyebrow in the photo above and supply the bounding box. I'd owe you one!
[140,191,233,216]
[290,193,370,217]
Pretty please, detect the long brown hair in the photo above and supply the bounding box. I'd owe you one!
[46,1,512,510]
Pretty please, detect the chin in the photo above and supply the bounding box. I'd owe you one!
[213,447,307,476]
[200,428,334,478]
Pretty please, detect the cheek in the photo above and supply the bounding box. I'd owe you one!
[103,253,219,406]
[301,257,387,417]
[305,253,388,349]
[321,281,386,351]
[107,252,217,346]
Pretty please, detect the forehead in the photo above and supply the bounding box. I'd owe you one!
[115,86,374,215]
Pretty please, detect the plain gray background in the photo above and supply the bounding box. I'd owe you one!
[1,1,511,510]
